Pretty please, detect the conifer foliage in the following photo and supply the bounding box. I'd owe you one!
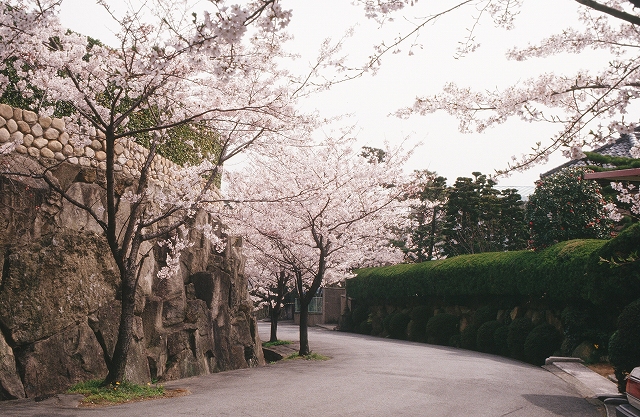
[440,172,527,257]
[525,168,615,250]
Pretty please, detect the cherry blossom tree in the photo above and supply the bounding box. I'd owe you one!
[244,245,293,343]
[0,0,308,385]
[225,137,410,355]
[342,1,640,173]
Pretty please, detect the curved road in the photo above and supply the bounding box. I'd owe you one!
[1,321,600,416]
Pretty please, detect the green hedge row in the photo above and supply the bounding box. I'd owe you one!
[340,304,565,366]
[344,224,639,386]
[348,224,640,308]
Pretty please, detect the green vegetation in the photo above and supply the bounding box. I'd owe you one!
[391,170,448,262]
[425,313,459,346]
[584,152,640,171]
[524,323,561,366]
[67,379,165,406]
[388,311,411,340]
[344,224,639,367]
[526,168,613,250]
[284,352,330,361]
[441,172,527,256]
[476,320,503,354]
[407,305,431,342]
[349,224,640,308]
[609,299,640,392]
[262,340,293,347]
[507,318,535,361]
[460,324,479,350]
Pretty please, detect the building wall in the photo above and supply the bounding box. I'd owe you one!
[323,287,346,324]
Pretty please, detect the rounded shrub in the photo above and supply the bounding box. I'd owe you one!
[351,305,370,331]
[426,313,460,346]
[477,320,503,354]
[407,306,431,342]
[388,311,411,340]
[382,312,397,337]
[473,306,498,326]
[560,305,590,355]
[358,320,373,335]
[609,299,640,393]
[370,311,385,337]
[460,324,479,351]
[338,309,354,332]
[524,323,561,365]
[494,325,510,357]
[508,318,535,360]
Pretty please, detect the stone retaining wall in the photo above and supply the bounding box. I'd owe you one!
[0,105,261,400]
[0,103,182,189]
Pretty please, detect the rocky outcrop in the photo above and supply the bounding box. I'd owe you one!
[0,155,263,400]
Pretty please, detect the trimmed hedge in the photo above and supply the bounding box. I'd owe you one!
[343,226,639,366]
[508,318,535,361]
[388,311,411,340]
[494,325,510,357]
[609,299,640,393]
[349,224,640,309]
[477,320,503,354]
[460,324,479,350]
[524,324,562,365]
[426,313,459,345]
[407,306,431,342]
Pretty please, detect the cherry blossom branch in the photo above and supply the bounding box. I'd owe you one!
[574,0,640,26]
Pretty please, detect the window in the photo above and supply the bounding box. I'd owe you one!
[294,297,323,314]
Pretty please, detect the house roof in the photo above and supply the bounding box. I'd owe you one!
[540,132,640,178]
[583,167,640,182]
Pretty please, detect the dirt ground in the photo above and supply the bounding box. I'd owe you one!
[587,363,616,380]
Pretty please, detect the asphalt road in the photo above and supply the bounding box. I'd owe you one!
[0,321,600,417]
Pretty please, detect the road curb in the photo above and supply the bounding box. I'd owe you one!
[544,357,620,417]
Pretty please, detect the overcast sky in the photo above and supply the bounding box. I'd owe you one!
[58,0,619,189]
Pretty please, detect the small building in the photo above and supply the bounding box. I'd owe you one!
[293,287,347,327]
[542,132,639,177]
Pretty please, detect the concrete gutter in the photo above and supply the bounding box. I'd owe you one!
[544,357,622,417]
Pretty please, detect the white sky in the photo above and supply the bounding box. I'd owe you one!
[58,0,619,189]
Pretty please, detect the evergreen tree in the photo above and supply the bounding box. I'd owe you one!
[441,172,527,257]
[392,170,448,262]
[525,168,615,250]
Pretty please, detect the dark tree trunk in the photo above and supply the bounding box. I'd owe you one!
[102,269,137,386]
[427,205,439,261]
[268,269,290,342]
[269,304,281,343]
[298,303,310,356]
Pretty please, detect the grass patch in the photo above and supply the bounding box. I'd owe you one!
[284,352,330,361]
[262,340,292,348]
[67,379,165,406]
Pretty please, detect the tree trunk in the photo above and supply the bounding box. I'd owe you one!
[269,304,281,342]
[298,302,310,356]
[102,270,137,386]
[427,205,439,260]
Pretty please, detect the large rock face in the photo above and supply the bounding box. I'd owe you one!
[0,156,263,400]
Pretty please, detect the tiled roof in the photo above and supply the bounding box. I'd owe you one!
[541,132,639,178]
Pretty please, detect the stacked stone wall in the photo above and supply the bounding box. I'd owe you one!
[0,103,182,189]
